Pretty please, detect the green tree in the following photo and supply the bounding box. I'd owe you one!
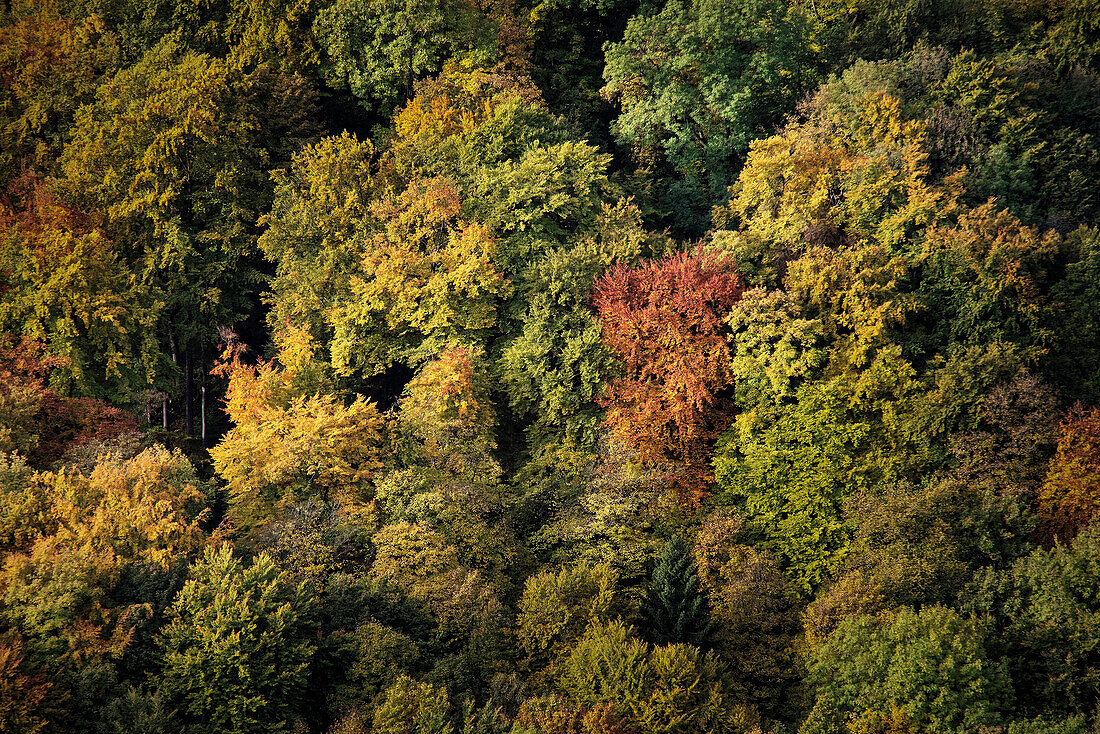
[802,606,1011,734]
[498,199,649,449]
[641,537,710,647]
[314,0,494,114]
[1047,227,1100,404]
[157,544,317,734]
[1007,520,1100,718]
[329,180,510,378]
[602,0,816,233]
[60,36,315,405]
[372,675,454,734]
[715,379,869,594]
[557,619,750,733]
[516,562,622,673]
[258,132,376,347]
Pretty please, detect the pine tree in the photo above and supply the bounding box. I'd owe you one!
[642,536,711,646]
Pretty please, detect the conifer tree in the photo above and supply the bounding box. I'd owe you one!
[642,536,711,646]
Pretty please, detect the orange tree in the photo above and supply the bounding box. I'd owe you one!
[593,248,743,503]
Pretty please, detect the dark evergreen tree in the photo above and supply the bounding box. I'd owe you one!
[642,536,711,646]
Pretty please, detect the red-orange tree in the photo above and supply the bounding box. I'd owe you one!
[592,249,743,502]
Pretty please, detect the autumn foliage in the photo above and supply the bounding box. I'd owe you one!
[0,335,135,466]
[1037,404,1100,542]
[593,248,743,502]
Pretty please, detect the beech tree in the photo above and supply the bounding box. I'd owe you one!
[158,545,317,734]
[603,0,816,233]
[593,248,743,502]
[1037,405,1100,543]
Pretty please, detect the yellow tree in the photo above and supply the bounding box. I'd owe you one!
[209,331,384,538]
[0,446,208,728]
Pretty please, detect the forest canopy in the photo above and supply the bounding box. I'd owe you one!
[2,0,1100,730]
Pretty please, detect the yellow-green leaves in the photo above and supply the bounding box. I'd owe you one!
[211,393,383,537]
[331,178,510,377]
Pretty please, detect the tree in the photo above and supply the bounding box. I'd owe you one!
[0,1,118,184]
[691,514,801,716]
[1048,227,1100,405]
[557,619,750,733]
[313,0,494,114]
[329,180,510,378]
[209,337,384,539]
[516,562,622,673]
[61,36,266,342]
[60,36,316,415]
[498,199,650,450]
[1007,520,1100,718]
[915,203,1060,360]
[593,248,743,502]
[0,183,159,399]
[0,445,208,730]
[802,606,1011,734]
[641,537,710,647]
[372,675,453,734]
[157,544,316,734]
[602,0,816,233]
[1036,405,1100,543]
[224,0,328,73]
[515,694,636,734]
[719,90,962,268]
[0,634,49,734]
[714,379,868,593]
[259,133,376,349]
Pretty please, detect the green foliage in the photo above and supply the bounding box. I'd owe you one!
[372,675,454,734]
[498,199,648,449]
[58,34,318,396]
[158,544,316,734]
[557,618,749,733]
[1006,520,1100,717]
[603,0,817,233]
[516,562,621,670]
[0,186,160,398]
[4,0,1100,728]
[641,537,710,647]
[1048,227,1100,404]
[715,379,868,593]
[259,132,376,346]
[691,515,802,716]
[314,0,494,114]
[803,606,1012,734]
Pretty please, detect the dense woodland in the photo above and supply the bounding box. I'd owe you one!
[2,0,1100,730]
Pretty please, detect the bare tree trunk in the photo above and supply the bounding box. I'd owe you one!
[185,349,194,436]
[165,331,177,431]
[200,342,207,447]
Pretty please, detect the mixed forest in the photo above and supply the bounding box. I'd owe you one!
[2,0,1100,730]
